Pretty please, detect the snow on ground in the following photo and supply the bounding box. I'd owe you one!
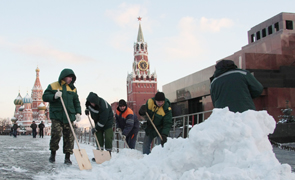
[34,108,295,180]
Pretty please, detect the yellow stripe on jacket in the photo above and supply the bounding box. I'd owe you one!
[147,99,165,116]
[50,81,77,92]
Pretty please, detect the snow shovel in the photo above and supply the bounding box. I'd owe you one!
[118,130,129,149]
[145,112,163,141]
[59,91,92,170]
[87,115,111,164]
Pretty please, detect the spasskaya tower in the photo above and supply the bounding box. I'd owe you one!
[127,17,157,118]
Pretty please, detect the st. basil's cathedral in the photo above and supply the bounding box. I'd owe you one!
[12,67,51,135]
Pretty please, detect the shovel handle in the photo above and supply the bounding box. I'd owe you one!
[58,89,81,150]
[145,112,163,141]
[87,115,102,151]
[118,130,129,149]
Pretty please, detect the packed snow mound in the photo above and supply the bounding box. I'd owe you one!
[35,108,295,180]
[145,108,295,180]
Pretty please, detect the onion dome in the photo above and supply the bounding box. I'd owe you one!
[19,105,24,111]
[23,93,32,104]
[38,102,46,110]
[14,93,23,105]
[11,117,17,123]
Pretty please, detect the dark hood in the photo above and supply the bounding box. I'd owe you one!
[213,59,237,78]
[58,68,76,90]
[86,92,100,107]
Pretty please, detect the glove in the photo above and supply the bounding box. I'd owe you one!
[75,114,81,122]
[85,109,89,115]
[54,91,62,99]
[161,134,167,147]
[116,128,121,132]
[139,105,147,116]
[122,135,126,141]
[91,128,97,135]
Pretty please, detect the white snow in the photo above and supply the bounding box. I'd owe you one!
[33,108,295,180]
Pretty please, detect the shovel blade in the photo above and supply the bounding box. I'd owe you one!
[73,149,92,170]
[93,149,111,164]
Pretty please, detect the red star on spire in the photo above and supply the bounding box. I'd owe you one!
[137,16,142,21]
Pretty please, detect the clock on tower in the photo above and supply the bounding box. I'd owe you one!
[138,60,148,71]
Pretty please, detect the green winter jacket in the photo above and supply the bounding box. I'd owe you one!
[42,69,81,123]
[210,61,263,113]
[145,98,172,139]
[86,92,114,131]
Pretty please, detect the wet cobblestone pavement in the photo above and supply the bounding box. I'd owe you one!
[0,135,294,180]
[0,135,71,180]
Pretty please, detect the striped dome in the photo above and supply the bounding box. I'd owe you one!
[14,93,23,105]
[23,93,32,104]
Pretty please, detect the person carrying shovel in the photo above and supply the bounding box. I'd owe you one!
[139,92,172,155]
[85,92,114,161]
[42,68,82,165]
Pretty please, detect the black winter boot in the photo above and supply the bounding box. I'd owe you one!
[64,153,72,165]
[49,151,56,163]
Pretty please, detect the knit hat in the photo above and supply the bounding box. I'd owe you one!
[155,92,165,101]
[118,99,127,107]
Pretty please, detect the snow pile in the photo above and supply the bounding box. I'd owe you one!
[35,108,295,180]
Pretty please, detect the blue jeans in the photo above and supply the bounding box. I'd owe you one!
[142,134,161,155]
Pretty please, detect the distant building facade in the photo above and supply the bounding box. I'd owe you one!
[13,67,51,135]
[163,12,295,122]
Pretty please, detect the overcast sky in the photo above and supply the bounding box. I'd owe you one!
[0,0,294,123]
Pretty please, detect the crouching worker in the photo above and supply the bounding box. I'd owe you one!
[85,92,114,161]
[115,99,139,149]
[139,92,172,155]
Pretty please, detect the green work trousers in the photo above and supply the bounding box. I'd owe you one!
[94,127,113,151]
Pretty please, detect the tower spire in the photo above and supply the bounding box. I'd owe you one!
[137,16,144,42]
[127,16,157,119]
[31,66,43,120]
[33,67,42,91]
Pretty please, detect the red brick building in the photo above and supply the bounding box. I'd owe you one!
[111,17,158,118]
[163,12,295,122]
